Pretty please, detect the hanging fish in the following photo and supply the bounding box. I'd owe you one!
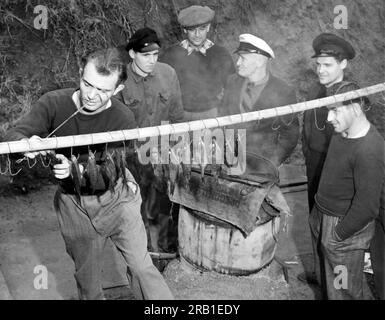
[168,148,179,196]
[197,138,207,183]
[211,138,223,182]
[179,146,191,187]
[101,151,117,193]
[120,149,129,188]
[71,154,82,202]
[113,149,128,190]
[86,150,99,194]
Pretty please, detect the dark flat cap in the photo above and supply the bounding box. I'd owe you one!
[178,5,215,28]
[312,33,355,60]
[126,27,161,53]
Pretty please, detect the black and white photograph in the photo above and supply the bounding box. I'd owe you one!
[0,0,384,306]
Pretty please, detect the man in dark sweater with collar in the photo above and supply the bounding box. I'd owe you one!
[300,33,357,285]
[4,48,173,300]
[161,5,235,121]
[302,33,356,213]
[220,33,299,168]
[309,82,385,299]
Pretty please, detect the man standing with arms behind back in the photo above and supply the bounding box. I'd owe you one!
[161,5,234,121]
[300,33,356,285]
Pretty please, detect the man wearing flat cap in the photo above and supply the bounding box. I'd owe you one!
[300,33,357,285]
[161,5,235,121]
[308,81,384,299]
[116,27,184,256]
[220,33,299,168]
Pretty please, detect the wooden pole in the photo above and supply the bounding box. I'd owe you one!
[0,83,384,155]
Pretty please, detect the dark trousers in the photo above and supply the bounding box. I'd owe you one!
[370,206,385,299]
[304,150,327,212]
[304,150,327,275]
[309,206,375,300]
[54,178,173,300]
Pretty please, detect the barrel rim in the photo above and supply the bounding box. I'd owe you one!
[180,254,275,276]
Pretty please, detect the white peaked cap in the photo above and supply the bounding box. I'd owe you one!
[238,34,275,59]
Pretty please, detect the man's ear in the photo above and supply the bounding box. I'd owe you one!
[79,68,83,78]
[206,23,211,32]
[340,59,348,71]
[183,28,187,34]
[128,49,135,60]
[113,84,125,96]
[351,102,363,116]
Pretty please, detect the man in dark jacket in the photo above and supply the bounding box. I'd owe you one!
[302,33,356,213]
[116,28,184,255]
[220,34,299,168]
[300,33,356,285]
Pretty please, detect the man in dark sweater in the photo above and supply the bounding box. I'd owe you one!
[161,5,235,121]
[302,33,356,213]
[309,82,385,299]
[4,48,173,300]
[300,33,356,285]
[220,33,299,168]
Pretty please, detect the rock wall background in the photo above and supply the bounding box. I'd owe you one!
[0,0,384,190]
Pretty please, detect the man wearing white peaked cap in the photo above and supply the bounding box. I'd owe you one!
[220,33,299,168]
[236,34,275,59]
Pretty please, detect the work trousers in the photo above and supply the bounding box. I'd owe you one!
[370,205,385,299]
[309,206,375,300]
[53,177,174,300]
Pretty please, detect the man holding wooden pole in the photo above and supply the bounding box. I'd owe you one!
[4,47,173,300]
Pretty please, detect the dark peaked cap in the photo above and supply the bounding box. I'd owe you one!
[312,33,355,60]
[126,27,161,53]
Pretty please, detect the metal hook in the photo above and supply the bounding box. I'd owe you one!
[26,155,37,168]
[281,105,296,126]
[15,157,27,165]
[39,153,51,168]
[7,154,22,176]
[271,108,281,130]
[313,108,325,131]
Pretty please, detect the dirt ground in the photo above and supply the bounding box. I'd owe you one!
[0,165,377,300]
